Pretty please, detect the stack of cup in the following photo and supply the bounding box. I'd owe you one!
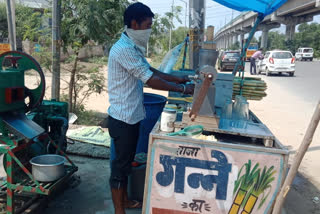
[219,98,233,129]
[219,95,249,130]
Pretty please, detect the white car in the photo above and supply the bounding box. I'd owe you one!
[295,47,313,61]
[257,50,295,76]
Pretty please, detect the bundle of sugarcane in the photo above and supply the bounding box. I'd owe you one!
[233,77,267,101]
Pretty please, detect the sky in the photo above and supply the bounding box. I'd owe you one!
[138,0,241,33]
[138,0,320,39]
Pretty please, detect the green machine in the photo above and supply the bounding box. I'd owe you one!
[0,51,77,214]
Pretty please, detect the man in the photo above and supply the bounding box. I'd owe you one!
[250,48,264,75]
[107,3,194,214]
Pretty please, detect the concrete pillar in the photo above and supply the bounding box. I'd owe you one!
[261,29,268,49]
[189,0,205,70]
[285,22,296,41]
[225,36,227,49]
[233,35,238,45]
[226,35,229,49]
[229,35,233,48]
[240,34,244,50]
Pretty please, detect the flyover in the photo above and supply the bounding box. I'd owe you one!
[214,0,320,49]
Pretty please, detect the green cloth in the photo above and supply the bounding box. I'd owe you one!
[67,126,110,147]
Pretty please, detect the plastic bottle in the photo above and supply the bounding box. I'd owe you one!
[160,108,177,132]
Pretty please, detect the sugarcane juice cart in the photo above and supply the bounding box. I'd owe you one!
[142,1,289,214]
[0,51,78,214]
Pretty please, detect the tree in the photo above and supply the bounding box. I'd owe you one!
[0,3,8,38]
[267,31,286,51]
[292,22,320,56]
[61,0,129,112]
[251,36,258,44]
[15,5,45,41]
[149,6,182,55]
[230,41,240,50]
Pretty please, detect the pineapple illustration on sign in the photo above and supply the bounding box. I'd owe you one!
[228,160,276,214]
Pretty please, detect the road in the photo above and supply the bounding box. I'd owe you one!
[256,61,320,104]
[242,61,320,179]
[242,61,320,213]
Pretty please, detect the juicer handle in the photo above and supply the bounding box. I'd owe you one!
[189,73,214,121]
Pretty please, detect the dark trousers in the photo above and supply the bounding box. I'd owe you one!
[108,116,140,189]
[250,57,256,74]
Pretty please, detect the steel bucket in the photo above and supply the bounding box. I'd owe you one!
[30,154,66,182]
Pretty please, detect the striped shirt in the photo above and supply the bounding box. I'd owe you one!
[107,33,153,125]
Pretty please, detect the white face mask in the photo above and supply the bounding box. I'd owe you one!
[125,25,152,54]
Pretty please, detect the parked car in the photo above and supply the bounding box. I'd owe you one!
[295,47,313,61]
[257,50,295,76]
[217,50,243,71]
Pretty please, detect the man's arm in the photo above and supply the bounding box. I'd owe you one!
[149,67,189,84]
[146,73,194,95]
[258,52,264,59]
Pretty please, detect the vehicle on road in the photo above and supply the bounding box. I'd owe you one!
[245,43,258,61]
[295,47,313,61]
[217,50,243,71]
[257,50,295,76]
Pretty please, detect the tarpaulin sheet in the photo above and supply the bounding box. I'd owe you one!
[67,126,110,147]
[158,42,184,74]
[213,0,287,16]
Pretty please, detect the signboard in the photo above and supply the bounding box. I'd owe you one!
[143,139,285,214]
[0,43,11,54]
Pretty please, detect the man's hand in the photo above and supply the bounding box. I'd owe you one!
[183,84,195,95]
[177,75,191,84]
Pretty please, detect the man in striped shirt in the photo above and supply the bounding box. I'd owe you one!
[108,3,194,214]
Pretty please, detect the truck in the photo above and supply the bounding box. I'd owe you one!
[245,43,258,61]
[0,43,11,54]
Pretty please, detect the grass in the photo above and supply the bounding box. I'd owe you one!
[60,94,104,127]
[85,56,108,65]
[74,110,104,126]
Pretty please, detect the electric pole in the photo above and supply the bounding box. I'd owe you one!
[169,0,174,50]
[179,0,188,35]
[52,0,61,100]
[189,0,205,70]
[5,0,16,51]
[232,9,234,21]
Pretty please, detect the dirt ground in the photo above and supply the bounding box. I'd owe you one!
[20,64,320,213]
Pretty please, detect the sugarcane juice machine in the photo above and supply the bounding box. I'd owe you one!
[0,51,77,214]
[188,49,234,121]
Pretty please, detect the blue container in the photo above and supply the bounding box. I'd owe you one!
[110,93,167,161]
[136,93,167,153]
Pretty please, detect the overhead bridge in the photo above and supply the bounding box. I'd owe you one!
[214,0,320,49]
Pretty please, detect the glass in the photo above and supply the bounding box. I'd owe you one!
[219,98,233,129]
[231,96,249,128]
[272,52,292,59]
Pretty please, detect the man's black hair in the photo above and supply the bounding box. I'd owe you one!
[124,2,154,28]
